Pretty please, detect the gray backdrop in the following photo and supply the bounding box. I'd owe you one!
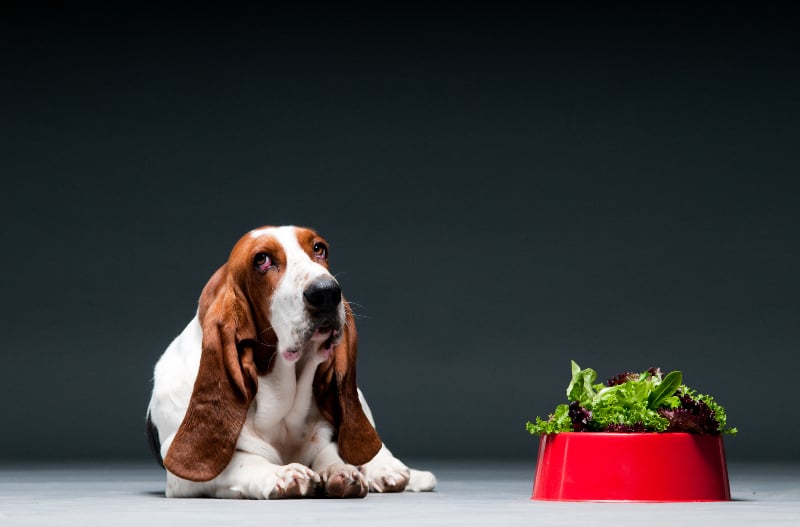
[2,7,798,463]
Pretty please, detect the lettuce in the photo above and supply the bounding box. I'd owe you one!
[525,361,737,435]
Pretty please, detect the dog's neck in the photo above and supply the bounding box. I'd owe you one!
[247,340,328,446]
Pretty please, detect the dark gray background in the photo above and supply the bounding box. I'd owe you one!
[2,7,797,463]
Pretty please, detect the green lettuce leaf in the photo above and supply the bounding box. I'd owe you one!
[648,370,682,410]
[525,404,572,435]
[525,361,735,436]
[566,360,597,406]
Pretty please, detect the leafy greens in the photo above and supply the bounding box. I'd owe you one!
[526,361,737,436]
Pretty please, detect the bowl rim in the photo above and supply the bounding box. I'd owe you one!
[535,431,725,436]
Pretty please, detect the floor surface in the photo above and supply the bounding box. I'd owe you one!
[1,461,798,526]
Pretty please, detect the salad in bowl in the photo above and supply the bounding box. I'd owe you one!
[526,361,736,436]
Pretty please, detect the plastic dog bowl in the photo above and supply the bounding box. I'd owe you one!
[531,432,730,502]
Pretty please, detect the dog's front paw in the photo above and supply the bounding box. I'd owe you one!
[407,469,437,492]
[267,463,320,499]
[319,463,369,498]
[360,457,410,493]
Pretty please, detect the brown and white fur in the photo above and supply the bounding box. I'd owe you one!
[146,225,436,498]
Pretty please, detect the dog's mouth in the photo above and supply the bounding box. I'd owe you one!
[314,323,341,357]
[281,321,342,363]
[315,323,333,340]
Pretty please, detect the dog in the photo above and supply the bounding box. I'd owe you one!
[146,225,436,498]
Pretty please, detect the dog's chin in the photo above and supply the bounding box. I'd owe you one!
[280,322,342,363]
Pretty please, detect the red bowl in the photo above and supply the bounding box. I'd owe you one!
[532,432,731,502]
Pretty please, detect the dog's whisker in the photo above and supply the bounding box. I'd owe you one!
[265,349,278,371]
[343,300,369,320]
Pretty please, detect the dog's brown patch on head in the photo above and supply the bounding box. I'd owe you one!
[294,227,331,270]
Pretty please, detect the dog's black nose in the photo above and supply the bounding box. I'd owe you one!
[303,277,342,313]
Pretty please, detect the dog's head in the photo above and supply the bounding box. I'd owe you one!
[163,226,382,482]
[226,226,345,363]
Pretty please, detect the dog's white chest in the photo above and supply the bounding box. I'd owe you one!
[240,355,328,463]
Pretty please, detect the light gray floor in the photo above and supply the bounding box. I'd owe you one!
[1,461,798,526]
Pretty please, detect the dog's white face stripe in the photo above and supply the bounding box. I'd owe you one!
[248,226,277,239]
[253,226,342,360]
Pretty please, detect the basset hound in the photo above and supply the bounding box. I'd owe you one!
[146,225,436,498]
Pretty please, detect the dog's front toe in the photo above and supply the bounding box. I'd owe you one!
[320,463,369,498]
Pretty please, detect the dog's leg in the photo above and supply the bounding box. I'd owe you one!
[358,444,410,492]
[166,451,320,499]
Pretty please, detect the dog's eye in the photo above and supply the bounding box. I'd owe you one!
[313,242,328,260]
[254,253,273,272]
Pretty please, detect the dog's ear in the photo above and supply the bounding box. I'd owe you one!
[164,265,260,482]
[315,301,383,465]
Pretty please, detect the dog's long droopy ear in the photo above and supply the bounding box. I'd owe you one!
[163,266,259,482]
[315,301,383,466]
